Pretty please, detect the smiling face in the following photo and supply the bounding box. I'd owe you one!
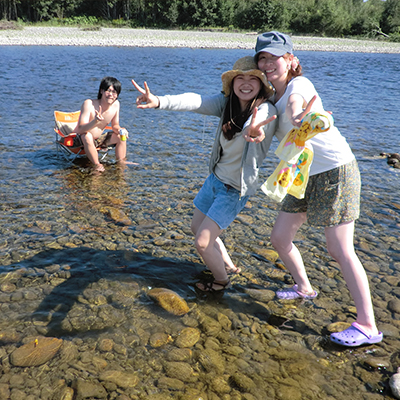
[232,74,262,110]
[101,85,118,105]
[257,52,292,86]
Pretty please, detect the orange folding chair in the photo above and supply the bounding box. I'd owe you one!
[54,110,113,161]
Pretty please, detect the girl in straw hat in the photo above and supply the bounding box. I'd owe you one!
[252,31,382,346]
[132,56,282,292]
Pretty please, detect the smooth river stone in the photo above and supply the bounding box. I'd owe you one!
[148,288,189,316]
[10,337,63,367]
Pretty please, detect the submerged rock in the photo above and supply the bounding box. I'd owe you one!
[10,337,63,367]
[99,206,131,225]
[390,367,400,399]
[175,327,201,348]
[147,288,189,316]
[99,370,139,389]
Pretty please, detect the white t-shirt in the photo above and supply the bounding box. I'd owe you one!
[274,76,355,176]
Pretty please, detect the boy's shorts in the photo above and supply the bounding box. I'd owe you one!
[78,131,114,149]
[281,159,360,227]
[94,131,113,148]
[194,173,249,230]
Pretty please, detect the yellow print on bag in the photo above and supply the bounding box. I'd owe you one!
[275,167,292,188]
[294,121,312,147]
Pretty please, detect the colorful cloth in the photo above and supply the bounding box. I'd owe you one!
[261,111,332,202]
[275,112,332,164]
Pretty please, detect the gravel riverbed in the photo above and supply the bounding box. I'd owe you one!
[1,26,400,53]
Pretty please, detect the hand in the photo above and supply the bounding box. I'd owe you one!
[131,79,159,109]
[243,107,277,143]
[94,105,104,122]
[291,95,317,127]
[119,128,129,139]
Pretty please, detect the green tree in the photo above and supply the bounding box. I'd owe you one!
[381,0,400,34]
[235,0,285,31]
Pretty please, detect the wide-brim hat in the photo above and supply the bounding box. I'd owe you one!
[221,56,274,97]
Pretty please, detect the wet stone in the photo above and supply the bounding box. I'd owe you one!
[99,206,131,225]
[72,378,107,399]
[244,288,276,303]
[199,314,222,337]
[166,348,192,362]
[197,348,225,374]
[388,299,400,314]
[10,337,63,367]
[362,357,390,371]
[157,376,185,391]
[0,282,17,293]
[326,321,351,333]
[163,361,194,382]
[175,327,201,348]
[98,338,114,352]
[252,247,280,263]
[391,368,400,399]
[149,332,172,347]
[98,370,139,389]
[147,288,189,316]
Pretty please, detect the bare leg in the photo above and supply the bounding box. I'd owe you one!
[191,208,236,274]
[80,133,104,171]
[112,134,127,162]
[270,211,315,294]
[325,221,378,336]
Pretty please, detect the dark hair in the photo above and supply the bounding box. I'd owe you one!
[97,76,122,99]
[221,81,269,141]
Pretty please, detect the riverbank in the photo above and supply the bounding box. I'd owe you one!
[1,26,399,53]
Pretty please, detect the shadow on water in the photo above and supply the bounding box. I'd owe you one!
[4,246,316,339]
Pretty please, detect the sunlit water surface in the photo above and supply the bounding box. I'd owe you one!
[0,46,399,399]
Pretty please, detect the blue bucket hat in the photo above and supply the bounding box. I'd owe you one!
[255,31,293,58]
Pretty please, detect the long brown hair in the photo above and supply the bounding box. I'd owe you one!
[221,82,269,141]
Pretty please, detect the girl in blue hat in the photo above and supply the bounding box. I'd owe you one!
[252,31,382,347]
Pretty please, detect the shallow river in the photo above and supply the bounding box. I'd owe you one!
[0,46,399,400]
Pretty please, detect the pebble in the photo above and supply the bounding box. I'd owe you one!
[390,368,400,399]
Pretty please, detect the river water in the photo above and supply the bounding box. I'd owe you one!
[0,46,399,399]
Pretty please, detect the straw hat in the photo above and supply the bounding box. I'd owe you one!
[221,56,273,97]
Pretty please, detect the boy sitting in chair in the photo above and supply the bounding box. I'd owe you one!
[75,76,128,172]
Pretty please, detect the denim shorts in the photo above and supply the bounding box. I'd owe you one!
[281,159,361,227]
[193,173,249,230]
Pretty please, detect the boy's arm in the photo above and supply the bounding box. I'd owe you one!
[111,101,122,133]
[75,99,104,134]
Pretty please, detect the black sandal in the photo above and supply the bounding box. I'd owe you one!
[195,279,232,292]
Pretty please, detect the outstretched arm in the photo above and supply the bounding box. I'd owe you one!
[131,79,160,109]
[286,94,317,127]
[243,107,277,143]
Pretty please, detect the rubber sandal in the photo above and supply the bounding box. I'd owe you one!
[276,284,318,300]
[330,322,383,347]
[195,279,232,292]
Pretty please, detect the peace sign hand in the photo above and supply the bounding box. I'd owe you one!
[292,95,317,127]
[95,105,104,122]
[243,107,277,143]
[131,79,160,109]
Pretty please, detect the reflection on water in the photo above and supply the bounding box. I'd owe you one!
[0,46,399,399]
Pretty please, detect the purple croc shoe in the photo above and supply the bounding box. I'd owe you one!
[276,284,318,300]
[330,322,383,347]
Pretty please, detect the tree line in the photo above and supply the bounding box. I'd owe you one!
[1,0,399,40]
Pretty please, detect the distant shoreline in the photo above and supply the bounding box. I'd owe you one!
[1,26,399,53]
